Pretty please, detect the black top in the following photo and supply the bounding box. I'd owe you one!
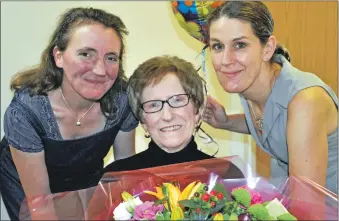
[105,137,213,172]
[104,138,244,180]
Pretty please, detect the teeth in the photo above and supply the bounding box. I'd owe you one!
[161,125,181,132]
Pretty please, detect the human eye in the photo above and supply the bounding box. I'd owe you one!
[106,54,119,63]
[143,101,161,112]
[210,42,224,51]
[78,51,94,59]
[171,94,188,106]
[234,42,247,49]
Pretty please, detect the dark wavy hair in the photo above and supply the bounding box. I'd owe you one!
[207,1,291,62]
[10,7,129,118]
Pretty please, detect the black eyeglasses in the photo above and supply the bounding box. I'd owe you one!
[141,94,191,113]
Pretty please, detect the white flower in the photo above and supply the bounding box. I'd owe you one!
[133,197,143,206]
[113,197,144,220]
[125,197,143,213]
[113,202,132,220]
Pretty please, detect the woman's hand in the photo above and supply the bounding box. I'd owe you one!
[203,96,229,129]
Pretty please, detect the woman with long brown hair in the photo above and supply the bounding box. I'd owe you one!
[0,7,138,220]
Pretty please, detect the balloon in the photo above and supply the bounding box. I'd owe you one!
[171,1,223,44]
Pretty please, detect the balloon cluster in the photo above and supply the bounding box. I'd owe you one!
[171,1,224,45]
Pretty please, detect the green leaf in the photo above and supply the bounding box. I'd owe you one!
[229,212,238,220]
[154,197,168,205]
[178,199,200,209]
[263,201,271,206]
[155,212,165,220]
[202,204,211,209]
[223,213,230,220]
[163,211,171,220]
[223,201,234,214]
[210,198,227,214]
[277,213,297,221]
[235,206,246,215]
[162,185,168,197]
[212,183,230,201]
[211,196,218,201]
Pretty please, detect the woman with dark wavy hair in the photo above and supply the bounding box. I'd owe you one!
[203,1,338,195]
[0,7,138,220]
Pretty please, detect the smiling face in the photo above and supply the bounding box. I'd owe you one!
[141,73,200,153]
[54,23,121,100]
[209,17,268,93]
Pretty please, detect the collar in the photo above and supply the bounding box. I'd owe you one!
[269,54,296,108]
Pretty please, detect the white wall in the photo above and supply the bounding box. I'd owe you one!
[1,2,255,219]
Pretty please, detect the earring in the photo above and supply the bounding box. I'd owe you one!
[145,131,150,138]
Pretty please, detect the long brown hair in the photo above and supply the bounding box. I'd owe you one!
[10,7,129,118]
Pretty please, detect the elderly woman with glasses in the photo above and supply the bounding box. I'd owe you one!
[103,55,243,179]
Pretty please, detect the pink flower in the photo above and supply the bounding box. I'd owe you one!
[250,191,262,205]
[133,201,164,220]
[232,185,262,205]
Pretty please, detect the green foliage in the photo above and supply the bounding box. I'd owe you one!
[179,199,202,209]
[155,212,165,220]
[229,212,238,220]
[223,213,230,220]
[163,211,171,220]
[212,182,230,200]
[231,188,251,208]
[247,204,271,220]
[154,197,168,206]
[210,199,227,214]
[277,213,298,221]
[267,215,278,220]
[262,201,272,206]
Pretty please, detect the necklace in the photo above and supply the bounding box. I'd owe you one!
[248,68,278,135]
[248,101,264,135]
[60,88,95,126]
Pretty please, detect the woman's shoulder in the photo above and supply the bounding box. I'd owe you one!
[278,56,330,91]
[4,88,46,152]
[272,59,337,107]
[10,87,47,110]
[3,88,49,127]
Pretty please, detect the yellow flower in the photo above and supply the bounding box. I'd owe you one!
[144,186,165,200]
[165,183,181,211]
[171,206,184,220]
[213,213,224,221]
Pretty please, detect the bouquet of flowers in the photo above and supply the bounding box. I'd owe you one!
[113,180,298,220]
[18,157,338,220]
